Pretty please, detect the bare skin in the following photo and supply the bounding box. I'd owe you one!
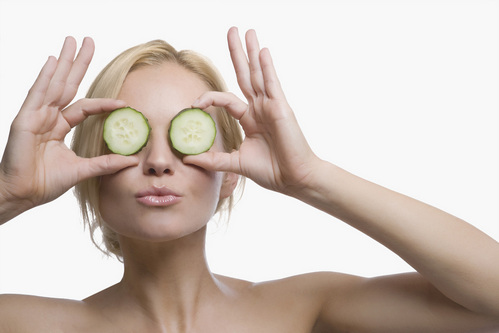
[1,28,499,332]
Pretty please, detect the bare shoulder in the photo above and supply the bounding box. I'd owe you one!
[257,272,499,333]
[225,272,499,332]
[216,270,362,300]
[251,271,363,299]
[216,271,364,332]
[0,294,97,332]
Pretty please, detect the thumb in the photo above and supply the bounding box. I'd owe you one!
[77,154,139,181]
[183,151,242,175]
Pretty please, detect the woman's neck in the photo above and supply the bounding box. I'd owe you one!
[115,226,222,330]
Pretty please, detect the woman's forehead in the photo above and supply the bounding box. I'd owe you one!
[118,63,211,118]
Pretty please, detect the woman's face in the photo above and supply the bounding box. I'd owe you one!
[99,63,233,242]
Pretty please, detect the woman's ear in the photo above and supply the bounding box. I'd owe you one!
[219,172,239,199]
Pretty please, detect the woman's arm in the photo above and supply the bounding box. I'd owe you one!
[300,160,499,316]
[0,37,138,225]
[186,27,499,329]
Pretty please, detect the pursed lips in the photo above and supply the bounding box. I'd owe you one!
[135,186,182,207]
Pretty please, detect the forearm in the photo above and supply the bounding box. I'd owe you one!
[294,160,499,315]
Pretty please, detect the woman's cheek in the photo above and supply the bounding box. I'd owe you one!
[194,171,222,209]
[99,174,130,223]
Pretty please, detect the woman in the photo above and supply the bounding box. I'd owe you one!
[0,27,498,332]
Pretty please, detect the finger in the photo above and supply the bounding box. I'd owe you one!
[44,36,77,105]
[62,98,127,128]
[77,154,139,181]
[245,29,265,94]
[183,150,242,174]
[193,91,248,120]
[61,37,95,103]
[20,56,58,112]
[259,48,286,100]
[227,27,253,97]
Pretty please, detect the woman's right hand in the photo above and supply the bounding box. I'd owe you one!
[0,37,138,223]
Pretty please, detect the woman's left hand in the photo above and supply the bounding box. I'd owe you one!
[184,27,320,195]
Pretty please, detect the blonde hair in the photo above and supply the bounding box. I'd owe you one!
[71,40,243,258]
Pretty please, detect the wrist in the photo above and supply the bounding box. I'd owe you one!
[286,158,339,210]
[0,169,31,224]
[286,159,363,221]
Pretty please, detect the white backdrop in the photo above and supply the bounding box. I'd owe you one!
[0,0,498,300]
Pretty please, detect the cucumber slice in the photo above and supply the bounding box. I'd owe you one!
[169,108,216,155]
[103,107,150,156]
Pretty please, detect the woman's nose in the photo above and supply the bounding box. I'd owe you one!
[141,134,177,176]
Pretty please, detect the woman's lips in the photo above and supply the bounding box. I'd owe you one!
[136,195,181,206]
[135,186,182,207]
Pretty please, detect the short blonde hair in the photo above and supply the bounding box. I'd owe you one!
[71,40,243,258]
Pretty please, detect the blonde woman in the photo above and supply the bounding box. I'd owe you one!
[0,27,498,332]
